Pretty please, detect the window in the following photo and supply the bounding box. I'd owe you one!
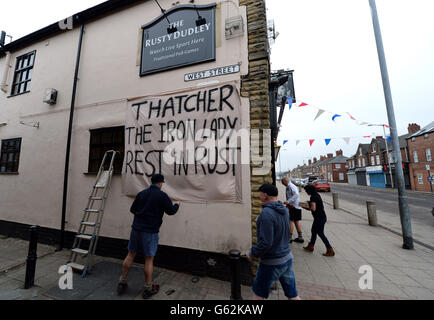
[426,149,432,162]
[376,155,380,165]
[418,174,423,185]
[335,164,341,169]
[413,151,418,163]
[11,51,36,96]
[88,126,124,173]
[358,159,361,167]
[362,158,366,167]
[339,173,344,181]
[370,156,375,165]
[373,144,376,152]
[0,138,22,173]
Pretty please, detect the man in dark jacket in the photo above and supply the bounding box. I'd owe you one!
[117,174,180,298]
[247,184,300,300]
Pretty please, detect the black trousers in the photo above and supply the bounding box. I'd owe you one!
[310,217,332,249]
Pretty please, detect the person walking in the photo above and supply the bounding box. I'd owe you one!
[117,174,180,298]
[302,185,335,257]
[246,184,300,300]
[282,177,304,243]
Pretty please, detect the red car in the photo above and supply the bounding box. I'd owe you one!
[313,180,331,192]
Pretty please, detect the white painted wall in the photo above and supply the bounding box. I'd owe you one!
[0,0,252,254]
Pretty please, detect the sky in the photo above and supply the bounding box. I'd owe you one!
[267,0,434,172]
[1,0,433,172]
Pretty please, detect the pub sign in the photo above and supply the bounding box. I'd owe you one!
[140,4,216,76]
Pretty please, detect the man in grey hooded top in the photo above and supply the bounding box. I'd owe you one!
[247,184,300,300]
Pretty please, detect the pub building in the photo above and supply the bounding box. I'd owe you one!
[0,0,282,284]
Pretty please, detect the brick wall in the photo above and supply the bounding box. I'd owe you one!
[328,163,348,182]
[407,133,434,192]
[239,0,272,274]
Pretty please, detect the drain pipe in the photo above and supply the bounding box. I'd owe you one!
[59,23,85,250]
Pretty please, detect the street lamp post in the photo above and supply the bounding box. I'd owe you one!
[368,0,413,249]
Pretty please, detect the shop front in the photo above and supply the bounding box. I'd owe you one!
[366,166,386,188]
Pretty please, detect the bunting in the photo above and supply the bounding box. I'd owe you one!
[279,135,378,147]
[314,109,325,121]
[287,99,391,128]
[332,114,342,122]
[347,112,356,121]
[287,97,293,111]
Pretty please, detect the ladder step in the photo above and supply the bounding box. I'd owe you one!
[76,234,93,240]
[84,209,101,213]
[67,262,85,271]
[81,221,96,227]
[89,197,104,200]
[72,248,88,255]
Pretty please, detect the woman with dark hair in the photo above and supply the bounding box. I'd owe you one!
[302,185,335,257]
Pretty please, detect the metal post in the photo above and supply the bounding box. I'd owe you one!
[229,250,242,300]
[332,193,339,210]
[383,125,394,188]
[368,0,413,249]
[24,226,39,289]
[428,170,433,193]
[366,201,378,226]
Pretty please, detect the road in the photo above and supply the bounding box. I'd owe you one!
[327,183,434,228]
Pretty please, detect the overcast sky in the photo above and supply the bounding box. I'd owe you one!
[1,0,433,172]
[267,0,434,172]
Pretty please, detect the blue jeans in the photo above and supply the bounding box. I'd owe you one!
[252,258,298,299]
[127,229,159,257]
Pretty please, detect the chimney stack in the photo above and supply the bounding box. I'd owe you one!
[336,150,343,156]
[313,157,317,163]
[308,160,312,166]
[408,123,421,134]
[327,153,333,159]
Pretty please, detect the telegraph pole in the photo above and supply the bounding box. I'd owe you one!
[368,0,413,249]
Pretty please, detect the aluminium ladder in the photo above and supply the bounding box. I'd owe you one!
[67,150,118,277]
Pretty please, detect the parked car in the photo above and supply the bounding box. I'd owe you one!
[313,180,331,192]
[300,178,309,187]
[307,176,318,185]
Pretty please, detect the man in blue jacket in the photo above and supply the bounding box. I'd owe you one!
[117,174,180,298]
[247,184,300,300]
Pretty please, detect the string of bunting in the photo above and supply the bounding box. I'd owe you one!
[282,134,391,147]
[285,97,391,129]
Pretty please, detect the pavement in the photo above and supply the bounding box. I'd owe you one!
[326,183,434,249]
[0,185,433,300]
